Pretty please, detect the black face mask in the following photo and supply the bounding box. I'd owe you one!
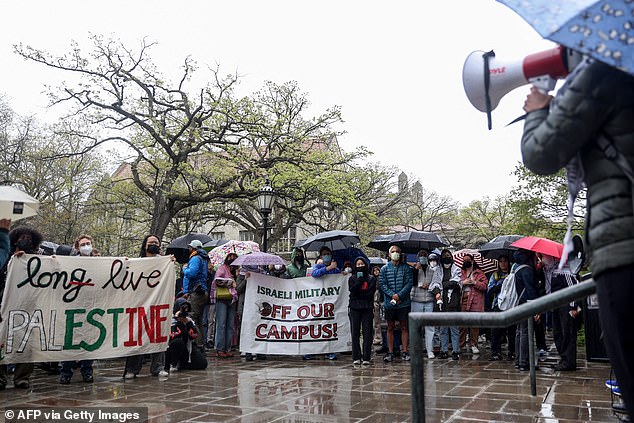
[147,245,161,255]
[296,256,304,265]
[462,261,473,270]
[441,257,453,265]
[16,239,33,252]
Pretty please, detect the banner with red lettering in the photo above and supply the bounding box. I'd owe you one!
[239,273,351,355]
[0,254,176,363]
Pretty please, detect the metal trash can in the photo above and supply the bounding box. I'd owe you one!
[583,292,609,362]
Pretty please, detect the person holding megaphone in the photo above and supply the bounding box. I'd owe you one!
[519,55,634,419]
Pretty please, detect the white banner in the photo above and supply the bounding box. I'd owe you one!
[0,254,176,363]
[239,273,351,355]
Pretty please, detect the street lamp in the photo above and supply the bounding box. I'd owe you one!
[258,179,275,252]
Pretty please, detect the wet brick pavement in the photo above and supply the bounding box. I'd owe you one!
[0,342,625,422]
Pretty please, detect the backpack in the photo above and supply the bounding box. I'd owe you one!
[497,264,528,311]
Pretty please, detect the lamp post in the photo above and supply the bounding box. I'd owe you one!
[258,179,275,253]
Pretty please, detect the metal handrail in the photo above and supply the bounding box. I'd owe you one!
[409,278,597,423]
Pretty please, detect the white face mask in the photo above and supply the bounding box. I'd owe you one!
[344,267,352,273]
[79,245,93,256]
[390,252,400,262]
[274,264,283,270]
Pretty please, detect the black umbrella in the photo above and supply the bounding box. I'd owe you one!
[478,235,524,260]
[294,230,360,252]
[367,234,396,252]
[202,239,228,252]
[389,231,447,254]
[166,233,214,264]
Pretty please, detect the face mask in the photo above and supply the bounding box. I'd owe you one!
[15,239,33,252]
[429,261,438,268]
[296,256,304,264]
[322,255,332,263]
[274,264,282,270]
[419,257,428,266]
[390,252,400,262]
[441,256,452,265]
[345,267,352,273]
[462,261,472,270]
[147,245,161,255]
[79,245,93,256]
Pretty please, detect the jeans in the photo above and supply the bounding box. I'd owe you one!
[411,301,435,354]
[214,301,236,352]
[124,352,165,376]
[440,326,460,353]
[60,360,93,379]
[515,320,529,367]
[189,291,208,346]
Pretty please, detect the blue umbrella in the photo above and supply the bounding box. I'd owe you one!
[498,0,634,76]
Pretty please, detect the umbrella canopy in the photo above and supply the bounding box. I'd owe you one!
[0,186,40,221]
[510,236,564,259]
[202,239,228,252]
[498,0,634,76]
[166,233,214,264]
[294,230,360,252]
[478,234,524,259]
[367,234,396,252]
[333,247,369,268]
[231,251,285,267]
[453,249,499,274]
[368,257,387,266]
[208,240,260,268]
[367,232,446,253]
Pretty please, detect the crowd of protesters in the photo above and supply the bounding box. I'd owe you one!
[0,226,586,391]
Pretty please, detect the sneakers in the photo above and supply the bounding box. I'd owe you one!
[471,346,480,355]
[451,352,460,361]
[82,374,94,383]
[302,354,314,361]
[124,372,136,380]
[245,353,254,361]
[362,360,371,366]
[427,351,435,359]
[402,352,411,362]
[59,376,71,385]
[14,380,30,389]
[606,379,618,389]
[169,365,179,373]
[383,352,394,362]
[158,370,169,377]
[439,351,448,359]
[326,353,338,360]
[353,359,361,365]
[489,354,502,361]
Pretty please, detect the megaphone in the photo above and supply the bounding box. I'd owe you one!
[462,46,582,128]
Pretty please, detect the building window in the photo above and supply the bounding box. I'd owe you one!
[209,232,225,240]
[272,227,297,253]
[239,230,255,242]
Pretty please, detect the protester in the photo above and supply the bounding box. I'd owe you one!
[0,225,42,389]
[123,235,170,379]
[182,239,210,347]
[166,298,207,371]
[348,257,376,365]
[59,234,99,385]
[371,265,384,347]
[0,219,10,269]
[511,249,538,371]
[238,265,267,361]
[378,244,413,362]
[541,254,580,371]
[306,246,341,360]
[487,255,516,361]
[428,252,442,355]
[411,250,437,359]
[212,252,238,358]
[459,253,488,355]
[430,249,462,360]
[203,261,216,351]
[267,263,287,278]
[521,58,634,415]
[285,247,310,278]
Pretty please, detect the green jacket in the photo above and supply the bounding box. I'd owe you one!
[285,247,309,278]
[521,60,634,277]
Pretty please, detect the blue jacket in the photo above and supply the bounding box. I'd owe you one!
[311,262,341,278]
[378,261,413,309]
[183,249,209,294]
[0,228,9,269]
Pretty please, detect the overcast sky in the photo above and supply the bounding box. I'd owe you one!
[0,0,556,205]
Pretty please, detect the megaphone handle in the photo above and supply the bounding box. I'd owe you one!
[482,50,496,130]
[529,75,556,94]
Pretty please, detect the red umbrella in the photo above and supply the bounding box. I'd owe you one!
[509,236,564,259]
[453,249,498,274]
